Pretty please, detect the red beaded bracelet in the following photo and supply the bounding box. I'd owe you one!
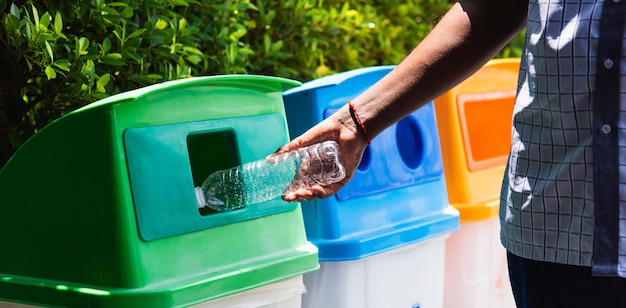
[348,101,372,144]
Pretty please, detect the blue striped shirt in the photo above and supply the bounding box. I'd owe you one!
[500,0,626,276]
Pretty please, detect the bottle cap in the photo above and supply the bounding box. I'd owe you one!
[195,187,206,208]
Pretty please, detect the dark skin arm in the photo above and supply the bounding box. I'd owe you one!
[272,0,529,202]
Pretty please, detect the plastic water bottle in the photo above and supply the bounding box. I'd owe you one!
[195,140,346,211]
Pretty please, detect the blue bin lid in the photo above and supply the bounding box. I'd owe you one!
[302,180,460,261]
[313,210,460,261]
[283,65,397,95]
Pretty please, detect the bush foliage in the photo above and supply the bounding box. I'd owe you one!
[0,0,524,168]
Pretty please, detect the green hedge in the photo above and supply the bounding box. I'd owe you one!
[0,0,524,168]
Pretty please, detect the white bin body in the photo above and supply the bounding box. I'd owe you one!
[0,303,41,308]
[303,235,449,308]
[1,276,305,308]
[444,217,516,308]
[197,276,305,308]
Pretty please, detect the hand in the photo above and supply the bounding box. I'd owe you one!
[268,107,369,202]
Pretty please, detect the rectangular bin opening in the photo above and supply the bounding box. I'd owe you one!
[187,129,240,216]
[458,90,516,172]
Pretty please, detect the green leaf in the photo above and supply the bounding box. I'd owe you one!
[271,40,284,53]
[122,47,140,63]
[227,42,237,64]
[105,53,122,59]
[155,19,168,30]
[112,29,123,43]
[119,7,133,18]
[185,55,201,64]
[44,40,54,62]
[39,12,51,29]
[100,57,125,66]
[31,4,39,30]
[45,65,57,79]
[84,45,100,60]
[24,19,35,40]
[145,36,164,47]
[82,60,96,86]
[101,37,111,54]
[4,14,18,35]
[178,18,187,30]
[229,24,247,40]
[9,3,19,18]
[100,7,119,16]
[127,28,146,39]
[96,73,110,92]
[0,0,7,14]
[38,32,55,42]
[170,0,190,7]
[106,2,129,7]
[54,11,63,35]
[182,46,203,55]
[125,37,141,49]
[239,47,255,56]
[76,37,89,57]
[53,59,71,71]
[145,74,163,80]
[83,59,95,72]
[263,33,271,53]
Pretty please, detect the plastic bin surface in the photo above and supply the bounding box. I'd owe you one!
[283,66,459,261]
[444,218,516,308]
[0,75,318,307]
[434,58,521,221]
[304,235,450,308]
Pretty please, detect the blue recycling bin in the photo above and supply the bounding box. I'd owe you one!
[282,66,460,308]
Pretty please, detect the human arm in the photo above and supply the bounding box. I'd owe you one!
[275,0,529,201]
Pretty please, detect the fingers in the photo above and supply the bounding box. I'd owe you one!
[282,184,335,202]
[268,118,345,160]
[277,138,305,154]
[270,114,360,202]
[266,137,310,161]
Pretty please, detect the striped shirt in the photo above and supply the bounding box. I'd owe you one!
[500,0,626,276]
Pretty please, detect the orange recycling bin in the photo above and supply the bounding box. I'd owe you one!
[434,58,520,308]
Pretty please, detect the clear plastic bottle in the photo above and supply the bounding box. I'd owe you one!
[195,140,346,211]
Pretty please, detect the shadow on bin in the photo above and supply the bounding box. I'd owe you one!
[0,76,318,307]
[433,58,520,308]
[283,66,460,308]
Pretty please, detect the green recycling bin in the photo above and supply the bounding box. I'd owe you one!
[0,75,318,307]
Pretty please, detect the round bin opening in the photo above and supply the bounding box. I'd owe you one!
[357,146,372,171]
[395,117,424,169]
